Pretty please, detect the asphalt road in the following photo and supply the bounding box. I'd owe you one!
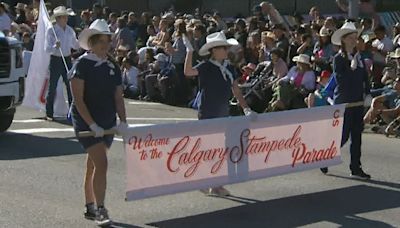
[0,99,399,228]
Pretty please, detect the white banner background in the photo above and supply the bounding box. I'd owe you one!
[125,105,346,201]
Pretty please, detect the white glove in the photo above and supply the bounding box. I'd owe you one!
[182,35,194,52]
[364,94,373,107]
[115,121,129,136]
[244,108,257,121]
[89,123,104,138]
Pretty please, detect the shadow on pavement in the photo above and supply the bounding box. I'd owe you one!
[0,133,84,160]
[148,185,399,228]
[111,222,144,228]
[328,173,400,190]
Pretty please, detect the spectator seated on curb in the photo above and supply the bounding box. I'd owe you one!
[363,77,400,134]
[306,70,332,107]
[122,57,140,99]
[268,54,315,111]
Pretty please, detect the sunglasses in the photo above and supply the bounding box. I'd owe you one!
[213,46,229,50]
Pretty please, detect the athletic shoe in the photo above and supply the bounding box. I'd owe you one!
[83,206,96,220]
[350,169,371,180]
[95,207,112,227]
[320,167,328,174]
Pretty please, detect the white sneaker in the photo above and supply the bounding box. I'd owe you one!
[95,207,112,227]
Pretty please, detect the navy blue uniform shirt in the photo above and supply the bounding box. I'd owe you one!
[195,60,238,119]
[333,53,370,104]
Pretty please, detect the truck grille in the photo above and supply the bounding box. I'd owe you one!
[0,38,11,79]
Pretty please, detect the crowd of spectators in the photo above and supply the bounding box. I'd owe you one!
[1,0,400,136]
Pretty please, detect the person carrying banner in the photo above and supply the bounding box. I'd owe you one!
[183,31,256,196]
[44,6,79,120]
[70,19,128,226]
[320,22,372,179]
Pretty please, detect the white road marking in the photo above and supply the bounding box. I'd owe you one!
[8,124,153,135]
[128,101,163,105]
[12,119,45,123]
[13,117,195,124]
[126,117,196,121]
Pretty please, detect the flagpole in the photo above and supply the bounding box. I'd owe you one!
[42,0,70,74]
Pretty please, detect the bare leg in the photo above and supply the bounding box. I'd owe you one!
[87,143,108,207]
[84,155,95,205]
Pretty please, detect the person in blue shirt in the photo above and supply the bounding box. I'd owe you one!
[183,31,256,196]
[320,22,372,179]
[70,19,128,226]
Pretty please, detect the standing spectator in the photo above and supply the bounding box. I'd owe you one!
[183,31,255,196]
[22,32,33,51]
[234,19,248,49]
[372,25,394,88]
[272,24,289,61]
[245,31,261,64]
[152,15,161,34]
[71,19,127,226]
[308,6,321,24]
[91,3,103,21]
[145,24,157,47]
[127,12,139,42]
[14,3,27,24]
[44,6,79,120]
[80,10,91,29]
[122,57,140,99]
[360,18,373,36]
[108,12,118,33]
[259,31,275,62]
[212,11,227,32]
[323,22,371,178]
[297,33,314,56]
[115,17,136,52]
[151,19,170,47]
[392,23,400,49]
[0,2,11,34]
[259,1,285,27]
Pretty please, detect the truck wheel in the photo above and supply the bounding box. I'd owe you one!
[0,110,15,132]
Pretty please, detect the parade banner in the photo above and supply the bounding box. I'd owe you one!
[22,0,69,116]
[125,105,346,201]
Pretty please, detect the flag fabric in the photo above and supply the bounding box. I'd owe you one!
[22,0,69,117]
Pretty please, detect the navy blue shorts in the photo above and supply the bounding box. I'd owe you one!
[75,131,114,150]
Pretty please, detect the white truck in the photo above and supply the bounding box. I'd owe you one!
[0,32,25,132]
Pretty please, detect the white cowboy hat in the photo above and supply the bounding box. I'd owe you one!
[331,22,359,46]
[198,31,239,56]
[78,19,114,50]
[389,48,400,59]
[52,6,73,17]
[67,8,76,16]
[292,54,312,66]
[319,26,331,37]
[15,3,26,10]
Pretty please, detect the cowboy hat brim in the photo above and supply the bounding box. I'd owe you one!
[331,28,359,46]
[292,56,312,66]
[78,29,113,50]
[198,38,239,56]
[389,52,400,59]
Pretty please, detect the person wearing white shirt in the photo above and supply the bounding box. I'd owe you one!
[44,6,79,120]
[0,3,11,34]
[371,25,394,88]
[122,57,140,98]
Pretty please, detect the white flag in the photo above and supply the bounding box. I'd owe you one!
[22,0,69,117]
